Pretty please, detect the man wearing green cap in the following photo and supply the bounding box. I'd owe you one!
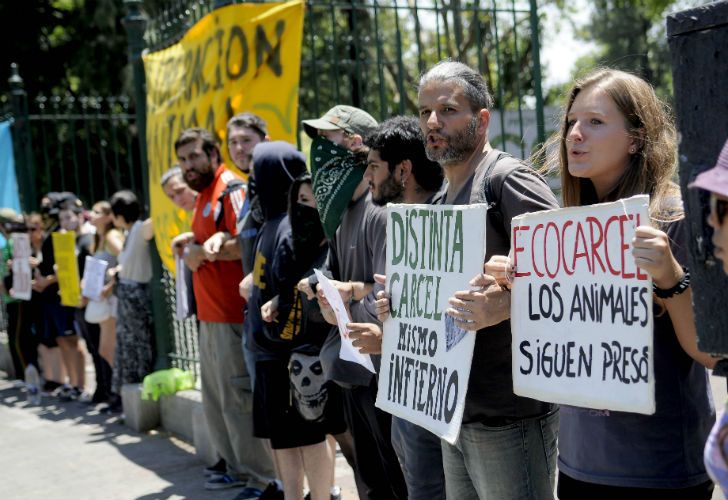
[300,105,408,499]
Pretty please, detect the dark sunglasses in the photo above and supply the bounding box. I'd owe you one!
[711,194,728,226]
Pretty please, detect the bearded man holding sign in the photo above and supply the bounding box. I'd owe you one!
[407,61,560,499]
[352,116,447,500]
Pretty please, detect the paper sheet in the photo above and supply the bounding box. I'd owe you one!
[175,254,190,321]
[10,233,32,301]
[314,269,375,373]
[81,256,108,301]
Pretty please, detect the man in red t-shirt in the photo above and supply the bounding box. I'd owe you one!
[174,128,275,494]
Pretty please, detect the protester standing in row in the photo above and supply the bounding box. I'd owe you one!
[0,209,36,379]
[245,142,337,500]
[416,61,561,500]
[302,106,408,500]
[353,116,446,500]
[281,173,346,500]
[691,138,728,495]
[1,209,43,380]
[483,68,716,499]
[57,201,94,401]
[227,113,269,393]
[551,68,715,500]
[85,200,124,404]
[45,199,88,400]
[175,128,275,495]
[109,190,154,413]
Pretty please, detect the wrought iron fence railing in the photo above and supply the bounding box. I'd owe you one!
[3,0,544,378]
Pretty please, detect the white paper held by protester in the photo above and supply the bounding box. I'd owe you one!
[175,254,190,320]
[10,233,32,301]
[314,269,375,373]
[81,256,108,301]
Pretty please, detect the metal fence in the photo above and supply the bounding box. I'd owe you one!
[143,0,544,375]
[3,0,544,378]
[144,0,545,156]
[7,72,142,210]
[3,62,194,377]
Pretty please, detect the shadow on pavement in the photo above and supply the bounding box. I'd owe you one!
[0,378,235,500]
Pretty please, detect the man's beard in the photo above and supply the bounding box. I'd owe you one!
[372,174,404,206]
[184,168,215,192]
[424,116,479,165]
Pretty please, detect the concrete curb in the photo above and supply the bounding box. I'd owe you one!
[121,383,212,464]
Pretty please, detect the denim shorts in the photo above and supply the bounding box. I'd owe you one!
[43,301,76,339]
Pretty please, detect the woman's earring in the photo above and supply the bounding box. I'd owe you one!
[629,146,636,154]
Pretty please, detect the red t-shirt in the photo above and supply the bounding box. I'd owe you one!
[191,165,247,323]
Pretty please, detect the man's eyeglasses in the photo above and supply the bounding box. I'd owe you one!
[711,194,728,226]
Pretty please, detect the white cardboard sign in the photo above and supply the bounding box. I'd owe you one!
[376,203,487,444]
[10,233,32,301]
[81,256,108,301]
[511,195,654,414]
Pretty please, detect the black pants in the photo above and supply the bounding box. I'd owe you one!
[6,301,39,379]
[343,379,408,500]
[558,471,714,500]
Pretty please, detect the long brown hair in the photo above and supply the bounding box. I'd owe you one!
[542,68,680,220]
[91,201,114,254]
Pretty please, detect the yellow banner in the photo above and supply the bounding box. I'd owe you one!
[143,0,305,272]
[52,231,81,307]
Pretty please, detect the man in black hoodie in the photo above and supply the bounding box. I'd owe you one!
[244,141,312,499]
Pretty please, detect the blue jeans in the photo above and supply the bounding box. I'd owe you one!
[442,409,559,500]
[391,416,445,500]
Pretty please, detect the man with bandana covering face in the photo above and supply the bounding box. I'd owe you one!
[299,106,408,500]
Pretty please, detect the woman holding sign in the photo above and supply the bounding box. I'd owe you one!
[482,69,716,499]
[85,200,124,404]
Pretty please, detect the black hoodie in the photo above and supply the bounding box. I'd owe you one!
[245,142,307,355]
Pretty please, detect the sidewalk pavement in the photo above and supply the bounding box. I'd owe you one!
[2,369,725,500]
[0,375,358,500]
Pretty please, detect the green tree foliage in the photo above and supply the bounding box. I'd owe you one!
[299,0,545,119]
[3,0,547,115]
[548,0,707,103]
[1,0,133,96]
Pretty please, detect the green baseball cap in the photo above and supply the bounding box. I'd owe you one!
[302,105,378,139]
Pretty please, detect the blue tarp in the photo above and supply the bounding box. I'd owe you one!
[0,120,20,247]
[0,121,20,212]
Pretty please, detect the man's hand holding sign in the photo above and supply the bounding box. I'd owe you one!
[446,272,511,331]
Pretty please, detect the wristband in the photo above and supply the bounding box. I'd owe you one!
[653,266,690,299]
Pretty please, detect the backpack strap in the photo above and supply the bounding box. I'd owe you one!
[471,149,510,206]
[215,179,246,231]
[470,149,521,238]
